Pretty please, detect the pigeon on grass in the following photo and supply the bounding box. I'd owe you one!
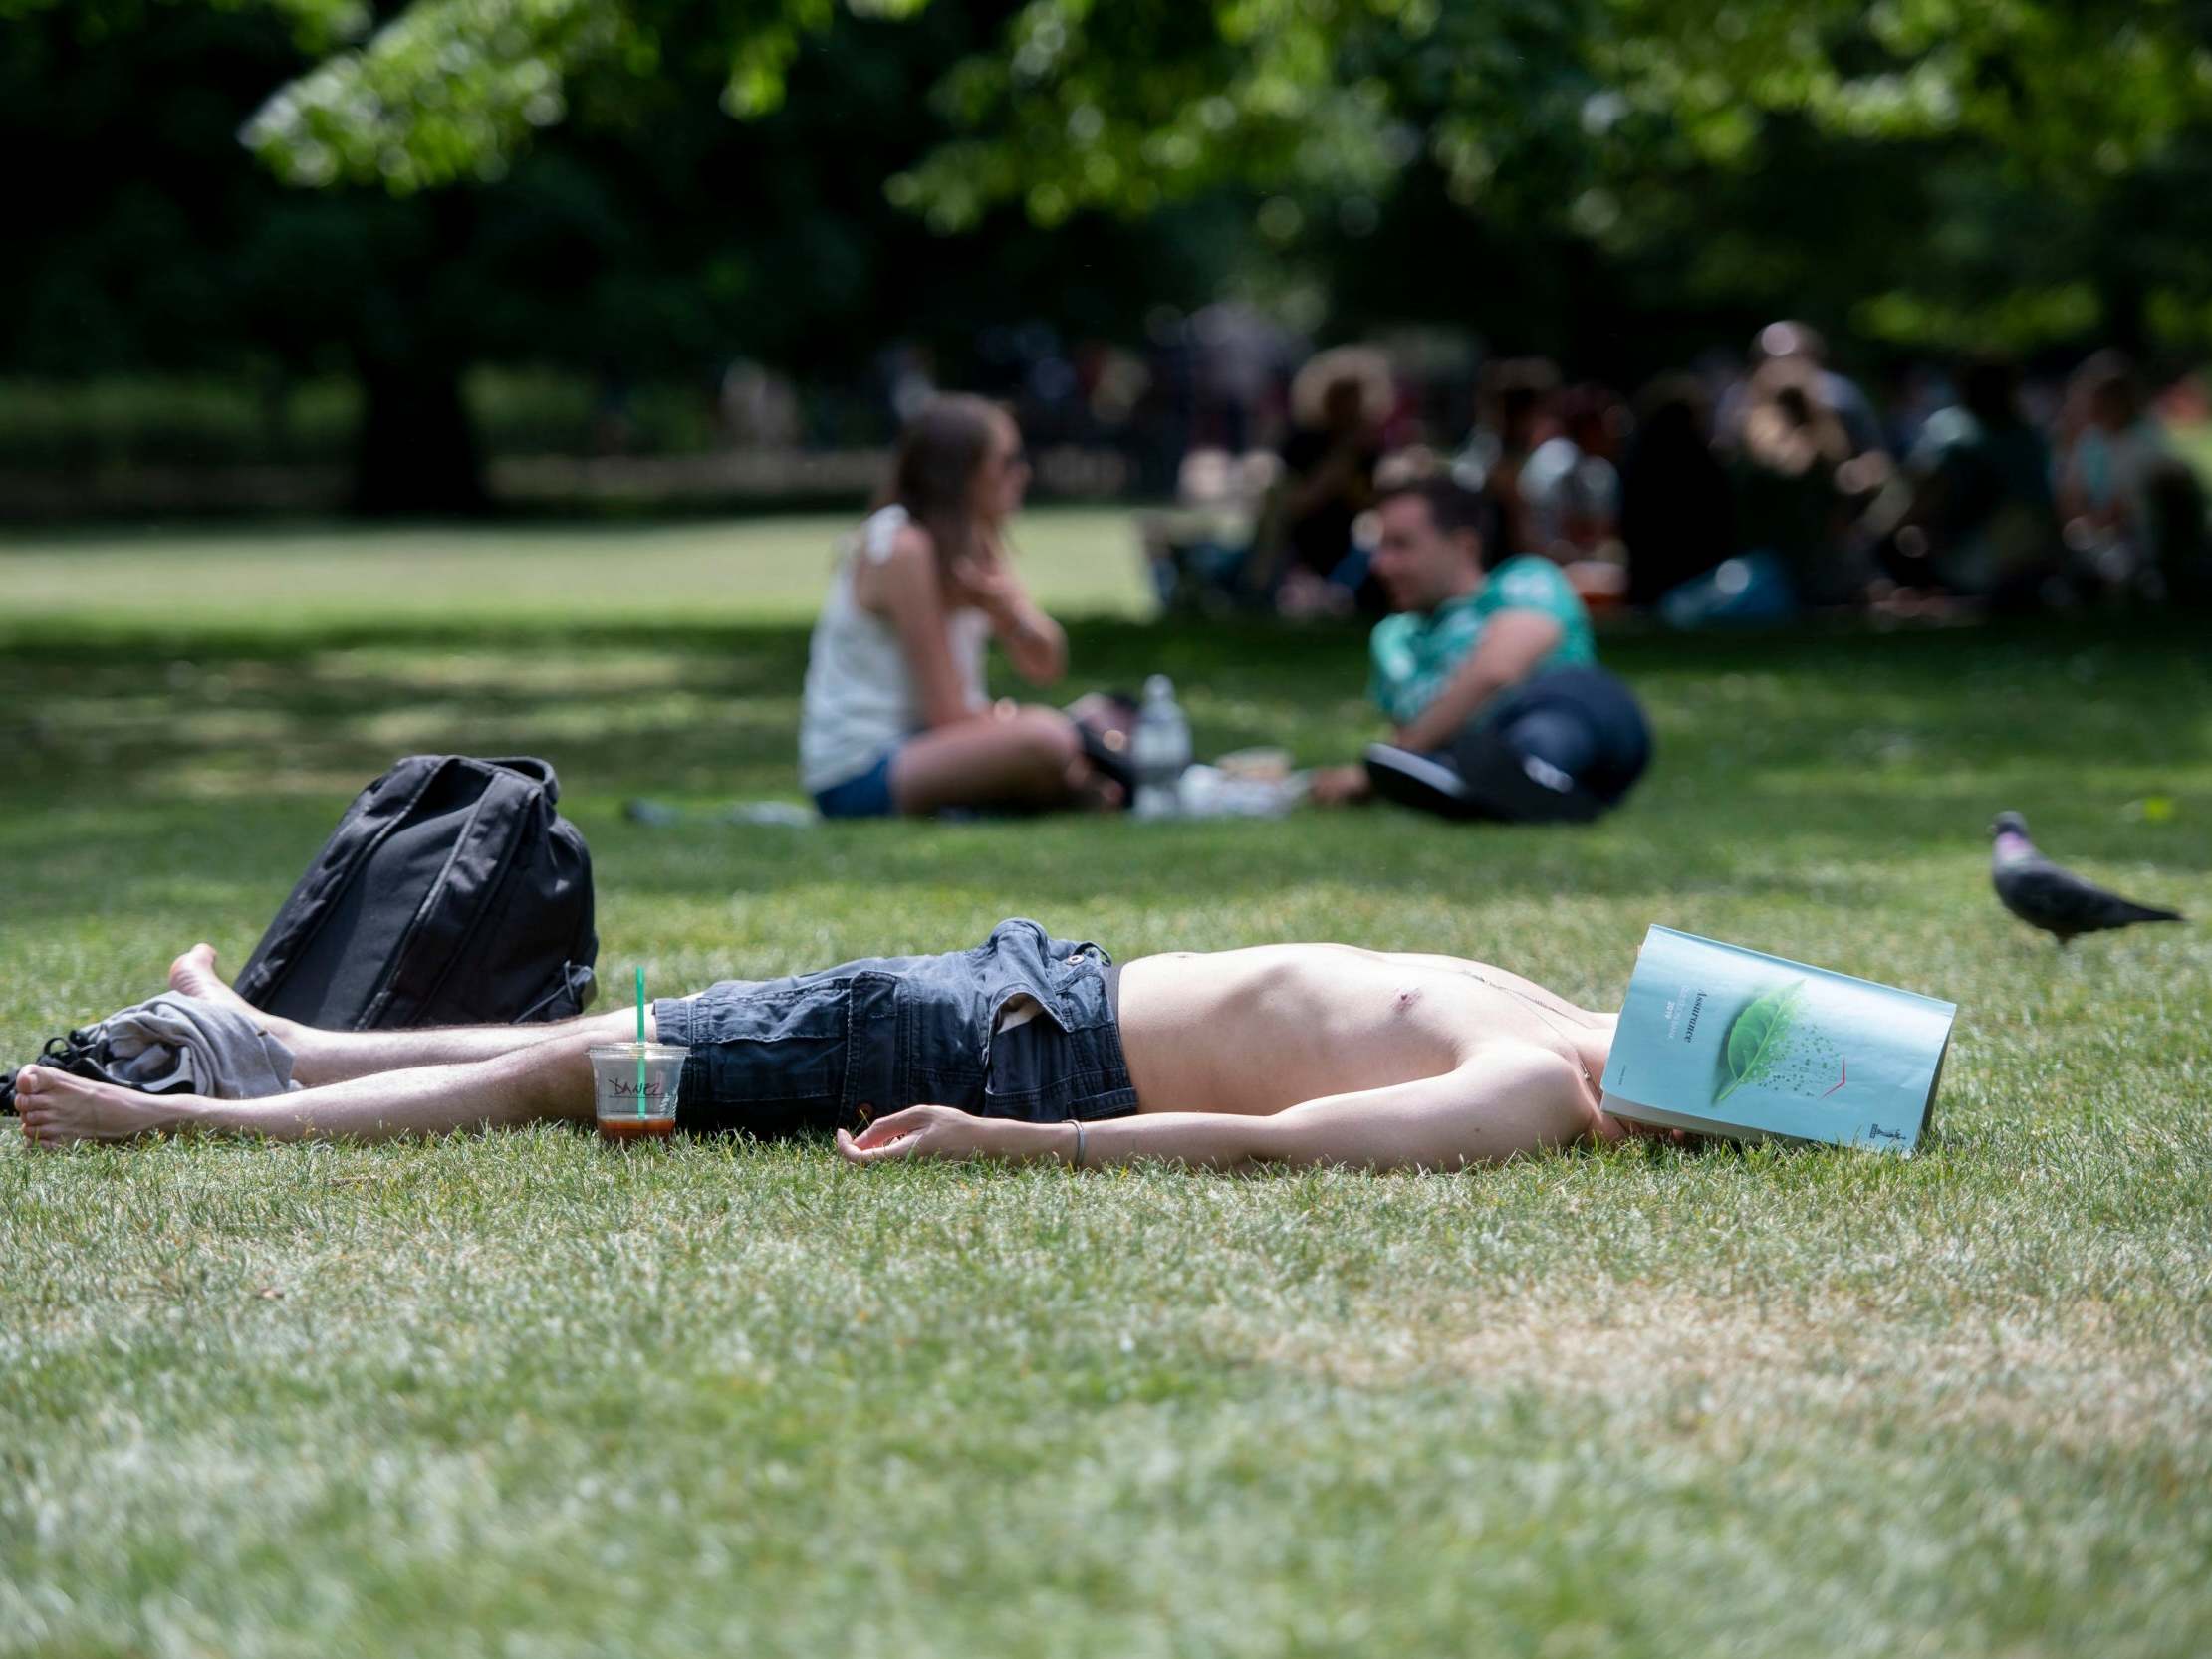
[1989,810,2185,948]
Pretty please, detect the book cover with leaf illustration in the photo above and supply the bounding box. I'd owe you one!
[1599,926,1957,1153]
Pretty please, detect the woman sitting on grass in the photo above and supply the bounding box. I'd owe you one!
[801,394,1116,818]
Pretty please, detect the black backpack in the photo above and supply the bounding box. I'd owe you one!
[233,755,599,1030]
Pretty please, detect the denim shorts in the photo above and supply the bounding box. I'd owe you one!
[651,917,1139,1137]
[812,748,898,819]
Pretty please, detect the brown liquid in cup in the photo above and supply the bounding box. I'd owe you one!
[597,1116,678,1142]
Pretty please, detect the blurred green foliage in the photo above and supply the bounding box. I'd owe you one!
[0,377,359,471]
[1,0,1237,507]
[212,1,2212,209]
[878,0,2212,355]
[7,0,2212,509]
[0,369,742,471]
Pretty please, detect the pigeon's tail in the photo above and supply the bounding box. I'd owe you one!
[2122,903,2186,925]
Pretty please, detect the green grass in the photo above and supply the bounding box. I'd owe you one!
[3,509,2209,1658]
[0,509,1153,636]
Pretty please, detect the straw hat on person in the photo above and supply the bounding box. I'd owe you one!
[1291,346,1395,430]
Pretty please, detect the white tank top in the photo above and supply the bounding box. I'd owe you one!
[799,505,991,794]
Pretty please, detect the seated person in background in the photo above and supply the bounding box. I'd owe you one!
[1729,355,1870,610]
[1619,374,1736,609]
[2142,453,2212,607]
[1519,383,1624,557]
[1241,347,1392,613]
[1310,477,1650,822]
[1717,321,1887,464]
[1517,382,1631,611]
[1867,356,2061,609]
[801,394,1116,818]
[1137,447,1283,613]
[1456,356,1562,563]
[2056,350,2200,599]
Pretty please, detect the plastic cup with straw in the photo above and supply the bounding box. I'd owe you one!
[590,971,681,1140]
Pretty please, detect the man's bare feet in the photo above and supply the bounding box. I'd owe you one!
[167,943,261,1019]
[13,1065,191,1147]
[167,941,309,1045]
[167,941,326,1076]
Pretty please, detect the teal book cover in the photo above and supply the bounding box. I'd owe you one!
[1599,926,1958,1154]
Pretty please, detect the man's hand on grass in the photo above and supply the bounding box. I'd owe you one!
[836,1104,998,1165]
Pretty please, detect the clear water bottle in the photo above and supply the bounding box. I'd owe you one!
[1130,674,1192,820]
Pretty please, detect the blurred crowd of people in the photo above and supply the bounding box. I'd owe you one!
[1142,324,2212,623]
[789,331,2208,827]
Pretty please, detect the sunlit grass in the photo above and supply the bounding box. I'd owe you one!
[0,505,1155,635]
[2,515,2209,1658]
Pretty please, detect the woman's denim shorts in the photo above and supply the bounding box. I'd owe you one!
[812,747,898,819]
[651,917,1138,1137]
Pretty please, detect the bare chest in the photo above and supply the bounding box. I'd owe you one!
[1117,953,1510,1115]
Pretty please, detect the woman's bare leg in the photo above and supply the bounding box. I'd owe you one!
[14,1028,601,1147]
[165,944,654,1085]
[890,705,1118,815]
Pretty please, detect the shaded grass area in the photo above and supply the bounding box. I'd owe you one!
[3,518,2210,1658]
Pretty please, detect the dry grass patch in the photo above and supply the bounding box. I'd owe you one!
[1240,1293,2212,1456]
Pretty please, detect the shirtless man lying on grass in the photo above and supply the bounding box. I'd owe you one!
[14,918,1665,1168]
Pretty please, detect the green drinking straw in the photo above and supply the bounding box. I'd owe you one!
[634,966,648,1119]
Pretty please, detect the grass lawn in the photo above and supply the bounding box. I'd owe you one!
[3,509,2209,1658]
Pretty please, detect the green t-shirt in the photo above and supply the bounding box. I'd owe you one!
[1366,555,1597,726]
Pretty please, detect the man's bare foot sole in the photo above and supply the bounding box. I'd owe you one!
[13,1065,186,1147]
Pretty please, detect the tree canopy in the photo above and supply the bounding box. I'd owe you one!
[186,0,2212,356]
[212,1,2211,206]
[8,0,2211,515]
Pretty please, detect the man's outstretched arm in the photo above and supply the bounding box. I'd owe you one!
[834,1046,1595,1172]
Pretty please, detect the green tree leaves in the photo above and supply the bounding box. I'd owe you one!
[211,0,2212,224]
[234,0,933,193]
[200,0,2212,356]
[240,0,624,191]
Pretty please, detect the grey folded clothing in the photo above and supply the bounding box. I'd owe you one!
[68,992,302,1099]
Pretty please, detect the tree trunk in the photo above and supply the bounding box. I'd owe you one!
[2098,275,2147,358]
[352,352,487,516]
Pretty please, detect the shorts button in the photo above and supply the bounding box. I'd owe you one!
[1066,952,1086,964]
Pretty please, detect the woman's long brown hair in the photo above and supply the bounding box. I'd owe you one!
[879,393,1005,578]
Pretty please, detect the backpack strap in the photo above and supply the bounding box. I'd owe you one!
[361,765,542,1027]
[484,756,561,802]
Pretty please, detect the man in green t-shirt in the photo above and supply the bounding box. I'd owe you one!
[1312,477,1650,821]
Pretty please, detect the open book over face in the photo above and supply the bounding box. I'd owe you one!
[1599,926,1958,1154]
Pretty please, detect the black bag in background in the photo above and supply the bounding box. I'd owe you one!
[1064,690,1139,805]
[234,755,598,1030]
